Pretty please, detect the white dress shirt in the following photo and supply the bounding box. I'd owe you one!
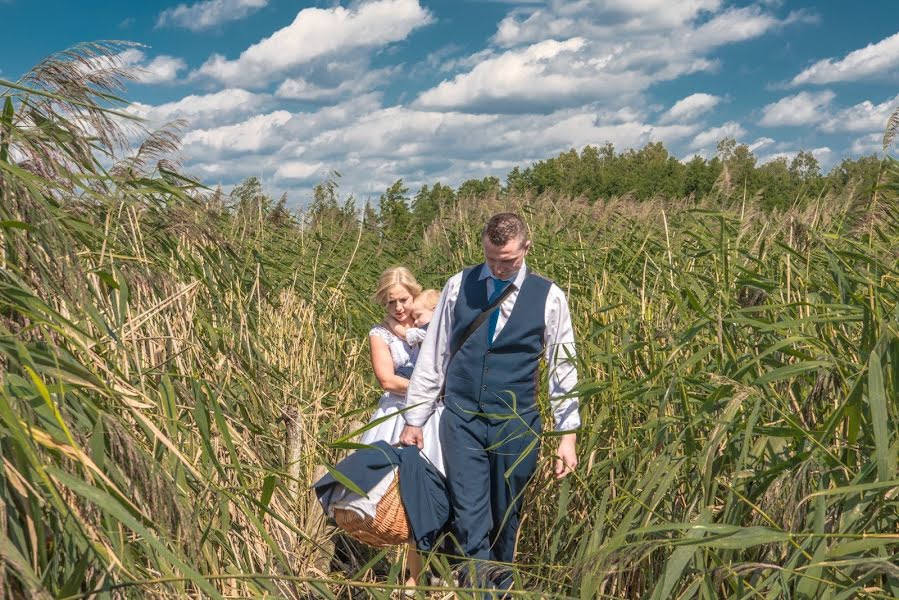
[403,262,581,432]
[405,327,428,345]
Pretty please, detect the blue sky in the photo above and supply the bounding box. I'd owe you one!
[2,0,898,205]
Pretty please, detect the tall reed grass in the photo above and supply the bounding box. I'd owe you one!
[0,44,897,599]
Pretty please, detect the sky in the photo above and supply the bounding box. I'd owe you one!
[2,0,898,206]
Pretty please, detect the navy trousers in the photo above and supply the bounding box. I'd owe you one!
[439,407,542,563]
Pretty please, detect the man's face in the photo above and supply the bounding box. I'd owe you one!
[483,236,530,281]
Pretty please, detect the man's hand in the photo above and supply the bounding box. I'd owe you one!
[554,433,577,479]
[400,425,424,449]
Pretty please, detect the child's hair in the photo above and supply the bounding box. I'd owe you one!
[373,266,422,306]
[415,289,440,310]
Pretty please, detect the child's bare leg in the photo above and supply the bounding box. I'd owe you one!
[405,544,422,587]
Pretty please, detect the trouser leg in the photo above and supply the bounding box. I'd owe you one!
[487,412,542,564]
[439,410,491,560]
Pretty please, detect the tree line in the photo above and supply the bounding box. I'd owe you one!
[229,137,886,244]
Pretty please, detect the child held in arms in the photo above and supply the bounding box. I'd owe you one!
[391,289,440,379]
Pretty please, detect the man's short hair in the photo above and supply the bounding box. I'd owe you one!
[482,213,529,247]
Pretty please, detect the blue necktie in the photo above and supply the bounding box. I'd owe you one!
[487,277,511,346]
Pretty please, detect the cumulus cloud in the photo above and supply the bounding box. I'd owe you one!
[275,161,325,181]
[182,110,292,152]
[420,3,797,113]
[690,121,746,149]
[493,0,723,47]
[167,91,702,200]
[759,91,834,127]
[660,93,721,123]
[748,137,775,152]
[792,31,899,85]
[91,48,186,84]
[849,133,885,155]
[129,0,850,204]
[140,55,187,84]
[275,65,395,102]
[820,93,899,133]
[416,38,655,112]
[128,88,270,129]
[195,0,432,86]
[157,0,267,31]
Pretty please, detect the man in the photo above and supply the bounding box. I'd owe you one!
[400,212,579,586]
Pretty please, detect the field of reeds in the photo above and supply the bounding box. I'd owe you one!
[1,44,897,599]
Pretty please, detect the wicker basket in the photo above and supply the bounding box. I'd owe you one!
[333,473,411,547]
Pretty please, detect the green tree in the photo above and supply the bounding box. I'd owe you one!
[827,155,882,197]
[717,138,757,196]
[756,157,794,208]
[684,155,720,199]
[789,150,821,182]
[378,179,411,241]
[457,176,501,199]
[411,182,454,232]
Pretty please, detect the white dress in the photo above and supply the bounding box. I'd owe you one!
[360,324,445,476]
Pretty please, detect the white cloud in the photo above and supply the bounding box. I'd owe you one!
[421,4,796,113]
[170,95,700,201]
[493,0,723,47]
[195,0,432,86]
[849,133,884,155]
[811,146,833,161]
[416,38,655,112]
[275,161,324,181]
[684,6,779,49]
[759,91,834,127]
[821,93,899,133]
[748,137,775,152]
[157,0,267,31]
[128,88,270,129]
[660,93,721,123]
[275,66,394,102]
[182,110,292,152]
[88,48,186,84]
[792,32,899,85]
[690,121,746,149]
[140,55,187,83]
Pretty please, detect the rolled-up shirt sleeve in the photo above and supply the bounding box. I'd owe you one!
[403,274,461,427]
[544,284,581,432]
[405,327,428,345]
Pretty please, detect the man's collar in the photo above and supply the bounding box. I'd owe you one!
[478,262,528,288]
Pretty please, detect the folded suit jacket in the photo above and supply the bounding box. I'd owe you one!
[313,441,450,551]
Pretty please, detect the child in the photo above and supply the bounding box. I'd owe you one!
[391,288,440,379]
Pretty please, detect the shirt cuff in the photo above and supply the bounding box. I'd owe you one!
[553,401,581,432]
[401,400,434,427]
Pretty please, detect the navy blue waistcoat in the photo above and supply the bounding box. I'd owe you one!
[444,264,552,421]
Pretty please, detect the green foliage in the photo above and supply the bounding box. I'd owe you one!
[411,182,454,233]
[461,138,879,211]
[1,42,898,600]
[457,175,501,199]
[378,178,412,242]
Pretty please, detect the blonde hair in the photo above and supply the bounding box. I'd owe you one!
[414,289,440,310]
[373,266,422,306]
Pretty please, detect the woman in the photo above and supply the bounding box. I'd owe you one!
[361,266,445,588]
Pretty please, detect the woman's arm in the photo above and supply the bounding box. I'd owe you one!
[386,316,409,338]
[370,334,410,394]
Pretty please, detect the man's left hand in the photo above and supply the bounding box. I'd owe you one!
[554,433,577,479]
